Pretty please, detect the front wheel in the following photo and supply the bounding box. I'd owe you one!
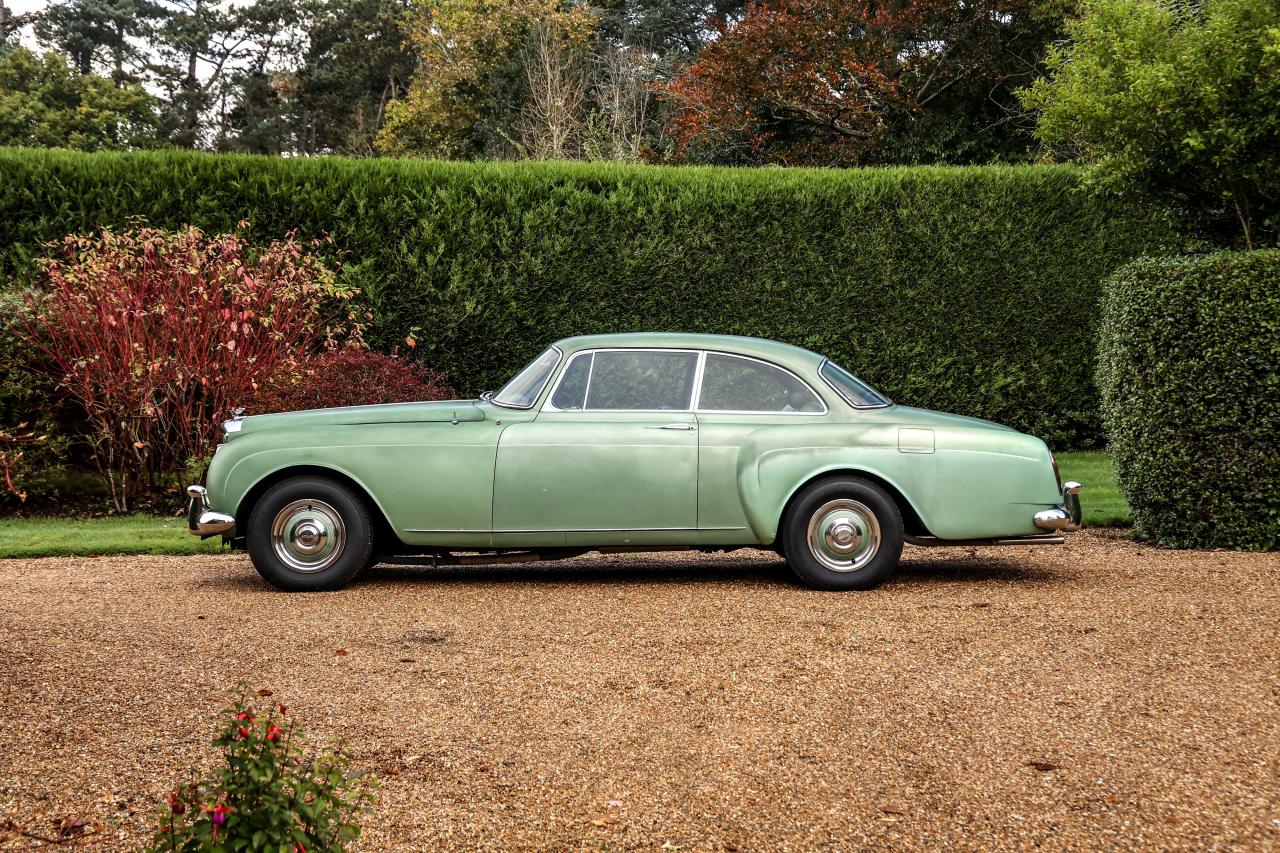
[247,477,373,591]
[782,476,903,591]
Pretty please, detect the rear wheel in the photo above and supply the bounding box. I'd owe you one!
[782,476,903,590]
[247,477,373,591]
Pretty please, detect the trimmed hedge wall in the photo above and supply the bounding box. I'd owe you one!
[0,148,1175,446]
[1098,251,1280,550]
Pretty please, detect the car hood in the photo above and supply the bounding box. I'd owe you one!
[235,400,484,433]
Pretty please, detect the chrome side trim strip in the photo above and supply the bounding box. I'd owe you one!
[403,526,750,534]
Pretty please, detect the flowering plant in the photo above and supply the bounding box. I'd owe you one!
[145,691,377,852]
[18,224,367,512]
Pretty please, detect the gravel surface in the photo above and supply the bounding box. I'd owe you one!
[1,531,1277,851]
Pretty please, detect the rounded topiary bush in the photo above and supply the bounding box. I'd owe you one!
[1098,251,1280,550]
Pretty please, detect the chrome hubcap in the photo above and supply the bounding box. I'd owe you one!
[270,499,345,573]
[807,499,880,572]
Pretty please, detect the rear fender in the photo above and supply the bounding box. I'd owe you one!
[735,425,935,544]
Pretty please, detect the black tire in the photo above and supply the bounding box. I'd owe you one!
[782,476,903,591]
[246,476,374,591]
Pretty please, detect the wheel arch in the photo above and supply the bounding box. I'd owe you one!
[777,468,931,541]
[233,465,401,551]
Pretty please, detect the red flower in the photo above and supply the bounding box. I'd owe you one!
[165,792,186,815]
[266,724,283,743]
[236,710,254,722]
[293,843,306,853]
[202,802,232,836]
[238,726,251,739]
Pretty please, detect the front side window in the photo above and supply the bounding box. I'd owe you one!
[698,354,825,413]
[562,350,698,410]
[493,347,561,408]
[819,359,890,408]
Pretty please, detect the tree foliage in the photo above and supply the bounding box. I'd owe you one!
[661,0,1067,166]
[1019,0,1280,248]
[0,46,160,149]
[376,0,597,158]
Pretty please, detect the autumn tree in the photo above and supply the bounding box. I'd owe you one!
[376,0,596,158]
[662,0,1064,166]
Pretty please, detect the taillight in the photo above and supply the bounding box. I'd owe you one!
[1051,453,1062,490]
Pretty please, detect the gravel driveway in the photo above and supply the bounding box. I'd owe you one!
[1,532,1277,851]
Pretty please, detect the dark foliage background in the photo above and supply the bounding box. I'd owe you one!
[1098,251,1280,549]
[0,148,1177,446]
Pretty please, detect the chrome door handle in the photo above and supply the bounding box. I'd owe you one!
[647,423,697,431]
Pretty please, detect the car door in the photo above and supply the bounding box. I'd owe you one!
[491,349,700,548]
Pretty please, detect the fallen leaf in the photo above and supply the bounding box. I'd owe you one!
[723,844,739,852]
[56,816,87,837]
[335,649,348,656]
[256,689,273,697]
[1025,760,1059,772]
[398,658,416,663]
[972,602,991,609]
[880,804,906,815]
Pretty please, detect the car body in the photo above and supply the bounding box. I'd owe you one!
[188,333,1081,591]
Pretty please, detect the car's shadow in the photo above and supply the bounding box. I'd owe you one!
[201,550,1070,593]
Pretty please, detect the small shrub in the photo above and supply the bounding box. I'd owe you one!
[0,291,69,507]
[253,348,455,413]
[1098,250,1280,550]
[16,225,365,512]
[145,692,376,853]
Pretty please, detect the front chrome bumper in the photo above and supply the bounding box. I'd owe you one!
[1033,481,1082,532]
[187,485,236,539]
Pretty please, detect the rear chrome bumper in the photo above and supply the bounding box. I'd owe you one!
[1033,481,1082,532]
[187,485,235,539]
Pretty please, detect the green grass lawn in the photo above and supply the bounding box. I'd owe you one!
[0,514,225,559]
[1056,451,1132,528]
[0,452,1132,559]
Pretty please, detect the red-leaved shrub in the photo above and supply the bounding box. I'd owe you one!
[18,225,364,511]
[253,349,455,414]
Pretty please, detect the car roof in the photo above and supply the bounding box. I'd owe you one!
[552,333,826,373]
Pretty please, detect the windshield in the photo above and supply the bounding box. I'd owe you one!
[492,347,562,408]
[819,359,891,408]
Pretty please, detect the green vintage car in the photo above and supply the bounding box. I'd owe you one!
[188,333,1081,591]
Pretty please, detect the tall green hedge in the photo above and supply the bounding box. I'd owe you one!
[1098,251,1280,550]
[0,148,1175,446]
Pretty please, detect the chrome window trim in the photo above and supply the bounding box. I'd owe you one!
[818,358,892,410]
[492,345,564,410]
[540,347,702,414]
[694,351,828,416]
